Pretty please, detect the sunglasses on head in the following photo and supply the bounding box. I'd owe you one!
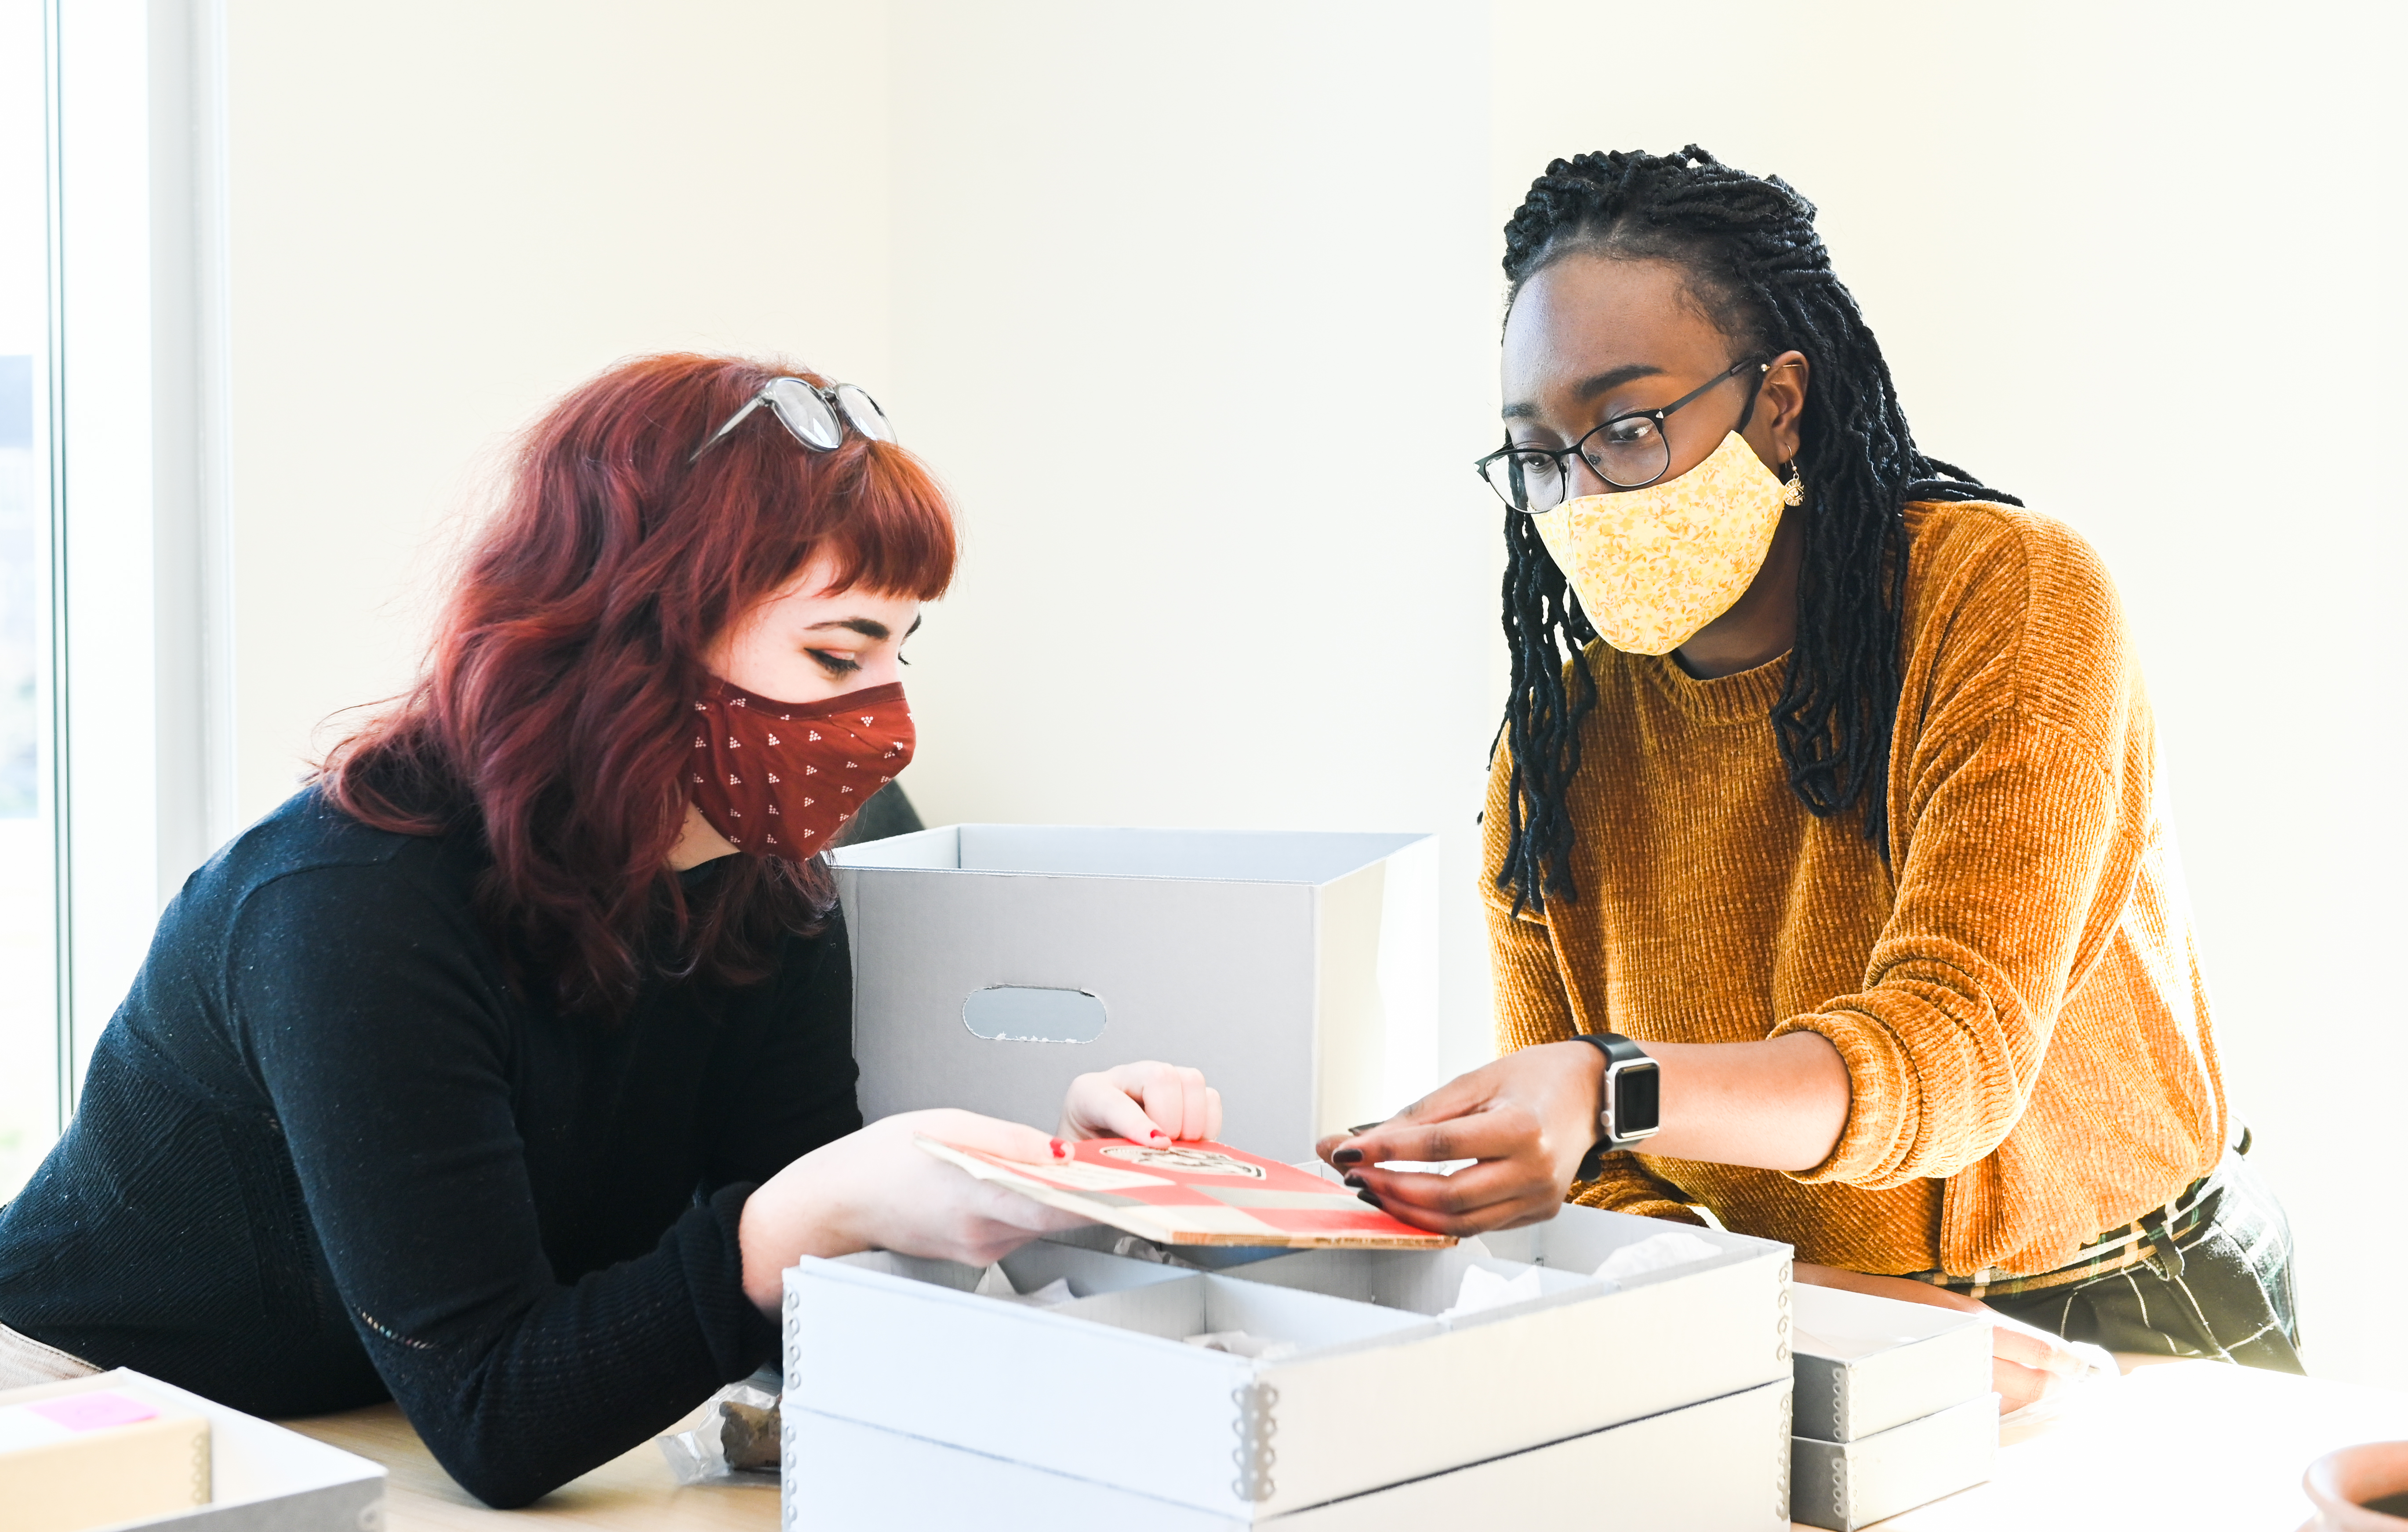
[691,376,896,463]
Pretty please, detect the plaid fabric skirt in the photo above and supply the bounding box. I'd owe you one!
[1912,1136,2303,1372]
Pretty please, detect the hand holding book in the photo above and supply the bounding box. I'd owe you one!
[917,1135,1454,1250]
[735,1059,1230,1312]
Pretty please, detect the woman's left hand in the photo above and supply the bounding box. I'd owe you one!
[1059,1062,1223,1145]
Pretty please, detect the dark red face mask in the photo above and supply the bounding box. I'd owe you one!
[688,681,914,858]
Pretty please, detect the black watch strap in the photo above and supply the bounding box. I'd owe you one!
[1570,1031,1662,1183]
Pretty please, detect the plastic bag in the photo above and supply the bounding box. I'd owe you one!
[658,1379,782,1486]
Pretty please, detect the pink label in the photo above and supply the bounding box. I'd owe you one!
[28,1392,160,1432]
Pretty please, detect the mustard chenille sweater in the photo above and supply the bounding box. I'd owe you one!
[1483,500,2225,1278]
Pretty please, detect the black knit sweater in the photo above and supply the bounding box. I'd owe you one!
[0,790,859,1506]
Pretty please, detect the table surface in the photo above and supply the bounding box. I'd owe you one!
[286,1398,771,1531]
[283,1358,2408,1531]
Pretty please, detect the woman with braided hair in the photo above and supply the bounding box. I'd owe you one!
[1321,147,2300,1405]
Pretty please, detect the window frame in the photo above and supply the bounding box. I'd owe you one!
[30,0,232,1133]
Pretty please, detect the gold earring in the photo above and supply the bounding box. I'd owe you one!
[1781,460,1805,508]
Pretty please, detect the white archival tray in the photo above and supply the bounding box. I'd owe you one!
[830,824,1439,1162]
[1790,1284,1992,1441]
[0,1369,384,1532]
[782,1203,1790,1522]
[785,1377,1793,1530]
[1790,1392,1998,1530]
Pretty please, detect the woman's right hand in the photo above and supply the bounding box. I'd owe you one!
[737,1108,1090,1312]
[1312,1040,1609,1235]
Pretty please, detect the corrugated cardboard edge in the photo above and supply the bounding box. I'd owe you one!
[914,1136,1455,1249]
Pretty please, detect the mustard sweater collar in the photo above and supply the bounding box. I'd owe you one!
[1631,648,1791,724]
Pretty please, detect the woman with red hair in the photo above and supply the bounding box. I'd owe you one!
[0,355,1218,1505]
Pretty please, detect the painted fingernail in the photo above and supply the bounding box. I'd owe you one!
[1149,1129,1169,1144]
[1342,1174,1365,1190]
[1049,1138,1068,1158]
[1332,1148,1363,1165]
[1356,1187,1384,1209]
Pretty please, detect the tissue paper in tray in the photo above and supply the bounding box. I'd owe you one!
[783,1203,1791,1522]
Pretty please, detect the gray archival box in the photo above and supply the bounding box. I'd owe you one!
[830,824,1439,1164]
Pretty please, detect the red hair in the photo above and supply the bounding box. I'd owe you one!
[323,353,955,1016]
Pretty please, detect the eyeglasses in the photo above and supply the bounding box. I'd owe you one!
[1473,357,1768,514]
[692,376,897,464]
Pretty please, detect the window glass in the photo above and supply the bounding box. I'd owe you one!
[0,0,60,1200]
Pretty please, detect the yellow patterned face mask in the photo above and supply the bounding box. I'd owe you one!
[1530,431,1795,656]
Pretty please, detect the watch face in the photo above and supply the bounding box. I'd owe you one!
[1612,1062,1662,1136]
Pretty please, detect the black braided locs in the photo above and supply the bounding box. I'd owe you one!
[1495,146,2017,914]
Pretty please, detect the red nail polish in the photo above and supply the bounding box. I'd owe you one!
[1049,1137,1068,1158]
[1149,1129,1169,1143]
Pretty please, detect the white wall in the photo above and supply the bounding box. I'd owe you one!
[879,0,1502,1081]
[219,0,895,821]
[206,0,2405,1384]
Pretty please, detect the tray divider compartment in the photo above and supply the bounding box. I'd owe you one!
[1223,1245,1598,1318]
[1048,1273,1435,1356]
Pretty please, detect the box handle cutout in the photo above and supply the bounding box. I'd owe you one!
[961,985,1108,1043]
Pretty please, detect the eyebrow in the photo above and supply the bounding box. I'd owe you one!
[804,613,924,643]
[806,617,893,641]
[1500,363,1665,421]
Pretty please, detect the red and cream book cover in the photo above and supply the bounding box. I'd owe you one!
[913,1135,1455,1249]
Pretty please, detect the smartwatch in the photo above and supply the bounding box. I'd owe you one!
[1570,1031,1661,1182]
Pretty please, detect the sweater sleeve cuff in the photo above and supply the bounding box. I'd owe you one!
[684,1182,781,1381]
[1563,1150,1709,1226]
[1567,1182,1705,1225]
[1767,1010,1918,1189]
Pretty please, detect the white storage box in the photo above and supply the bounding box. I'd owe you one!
[1789,1393,1998,1531]
[1788,1286,1996,1529]
[830,825,1439,1161]
[786,1377,1792,1530]
[0,1369,383,1532]
[781,1202,1791,1525]
[1789,1285,1991,1440]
